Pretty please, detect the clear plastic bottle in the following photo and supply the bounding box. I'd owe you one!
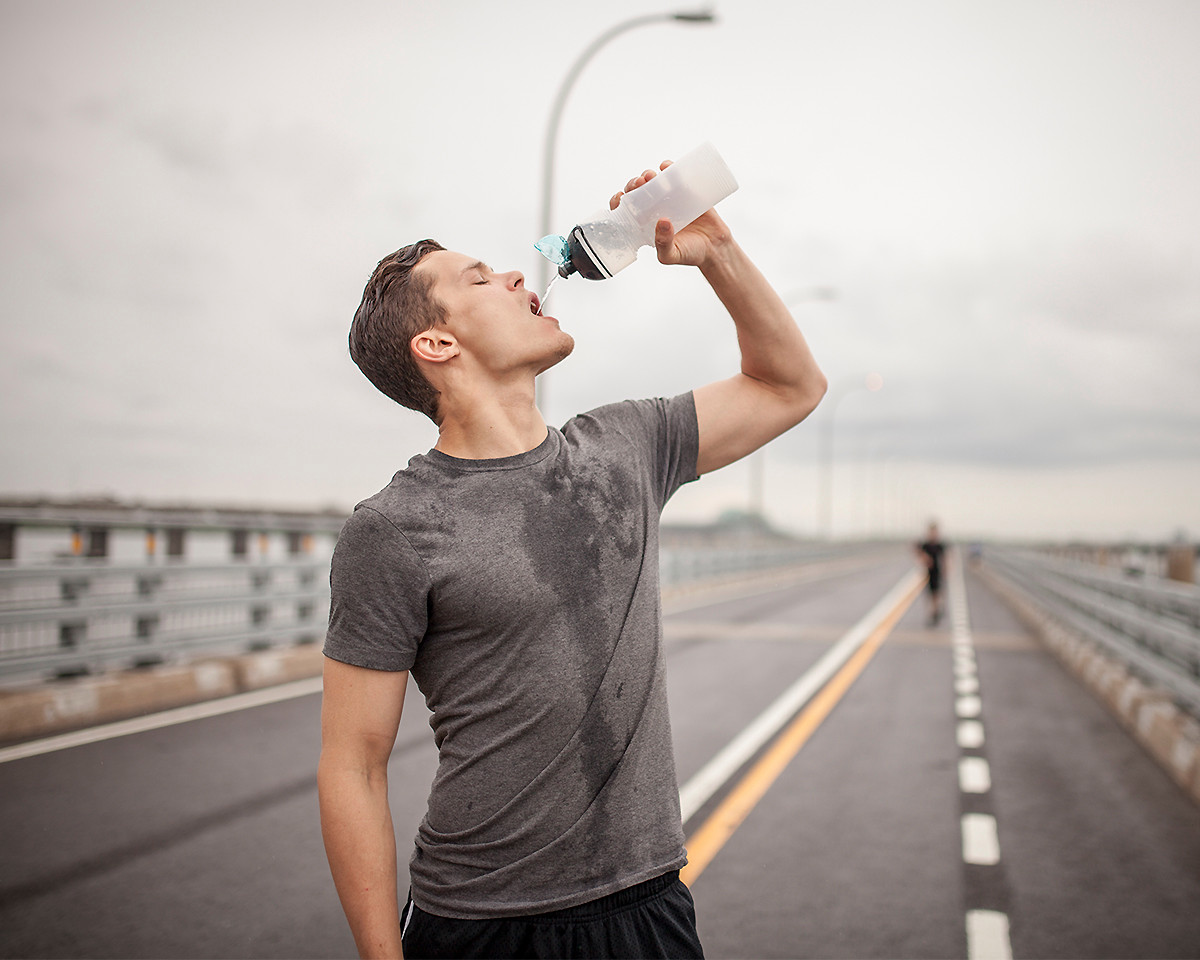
[539,142,739,281]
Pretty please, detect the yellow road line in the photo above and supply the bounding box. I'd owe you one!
[680,576,924,887]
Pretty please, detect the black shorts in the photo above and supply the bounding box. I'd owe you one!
[400,870,705,959]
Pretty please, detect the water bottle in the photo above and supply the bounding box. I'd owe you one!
[537,142,739,281]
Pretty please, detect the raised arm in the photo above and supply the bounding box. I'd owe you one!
[318,658,409,959]
[612,165,827,475]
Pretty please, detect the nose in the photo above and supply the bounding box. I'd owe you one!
[503,270,524,290]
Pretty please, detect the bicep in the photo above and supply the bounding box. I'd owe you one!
[693,374,818,475]
[320,657,409,767]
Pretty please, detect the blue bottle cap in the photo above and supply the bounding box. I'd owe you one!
[534,234,570,266]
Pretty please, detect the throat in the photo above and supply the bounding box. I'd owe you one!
[435,405,549,461]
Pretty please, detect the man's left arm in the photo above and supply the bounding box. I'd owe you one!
[690,227,827,474]
[616,165,828,475]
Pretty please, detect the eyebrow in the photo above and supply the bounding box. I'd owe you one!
[460,260,490,278]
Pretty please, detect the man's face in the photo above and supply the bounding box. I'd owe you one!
[416,249,574,378]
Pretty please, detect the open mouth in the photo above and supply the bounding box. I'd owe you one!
[529,293,542,315]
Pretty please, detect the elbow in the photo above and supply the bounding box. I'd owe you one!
[797,368,828,420]
[812,369,830,406]
[318,746,390,805]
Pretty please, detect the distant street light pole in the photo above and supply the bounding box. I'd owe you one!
[536,9,716,408]
[818,372,883,540]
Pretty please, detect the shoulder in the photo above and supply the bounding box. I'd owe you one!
[330,503,432,599]
[333,487,430,582]
[345,454,444,535]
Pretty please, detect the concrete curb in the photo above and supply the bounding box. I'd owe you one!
[977,563,1200,807]
[0,643,325,745]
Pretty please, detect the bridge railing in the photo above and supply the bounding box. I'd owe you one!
[1,539,873,685]
[982,546,1200,716]
[659,542,855,587]
[0,560,330,683]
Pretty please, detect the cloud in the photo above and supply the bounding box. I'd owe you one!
[1,0,1198,539]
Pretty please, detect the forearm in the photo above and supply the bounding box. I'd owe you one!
[318,759,403,959]
[699,237,826,404]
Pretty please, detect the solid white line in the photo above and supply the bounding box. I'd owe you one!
[0,676,324,764]
[962,813,1001,865]
[677,569,924,824]
[967,909,1013,960]
[959,756,992,793]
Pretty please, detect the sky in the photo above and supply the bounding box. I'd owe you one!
[1,0,1197,543]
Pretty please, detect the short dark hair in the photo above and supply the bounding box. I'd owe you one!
[349,239,447,422]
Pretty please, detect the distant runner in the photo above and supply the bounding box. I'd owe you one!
[915,521,946,626]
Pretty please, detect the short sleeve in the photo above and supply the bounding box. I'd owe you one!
[580,391,699,510]
[323,505,430,672]
[654,391,701,505]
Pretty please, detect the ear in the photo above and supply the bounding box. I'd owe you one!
[411,328,460,364]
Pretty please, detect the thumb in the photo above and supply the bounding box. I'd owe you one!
[655,218,676,262]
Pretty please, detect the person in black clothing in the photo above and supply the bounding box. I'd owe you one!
[915,521,946,626]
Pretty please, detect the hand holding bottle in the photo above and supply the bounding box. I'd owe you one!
[609,161,734,270]
[536,141,738,281]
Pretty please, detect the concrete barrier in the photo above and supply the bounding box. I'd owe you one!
[979,564,1200,808]
[228,643,325,691]
[0,643,323,745]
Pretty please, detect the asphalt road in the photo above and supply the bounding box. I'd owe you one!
[1,547,1198,959]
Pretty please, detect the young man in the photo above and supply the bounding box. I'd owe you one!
[318,162,827,959]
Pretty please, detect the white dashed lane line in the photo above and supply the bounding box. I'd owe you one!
[959,756,993,794]
[968,910,1014,960]
[961,813,1002,865]
[948,552,1014,960]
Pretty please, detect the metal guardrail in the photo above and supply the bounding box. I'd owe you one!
[983,546,1200,716]
[0,560,329,683]
[0,541,871,685]
[659,542,854,587]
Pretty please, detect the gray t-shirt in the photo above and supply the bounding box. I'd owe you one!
[324,393,700,919]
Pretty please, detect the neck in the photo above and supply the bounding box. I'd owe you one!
[434,384,548,460]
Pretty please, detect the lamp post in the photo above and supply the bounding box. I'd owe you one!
[538,10,716,297]
[818,372,883,540]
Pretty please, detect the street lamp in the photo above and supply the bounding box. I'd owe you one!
[536,9,717,302]
[818,372,883,540]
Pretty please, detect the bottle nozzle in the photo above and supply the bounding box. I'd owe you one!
[534,234,570,268]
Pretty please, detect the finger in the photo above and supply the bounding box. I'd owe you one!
[610,190,623,211]
[625,168,659,192]
[654,218,675,262]
[659,159,674,171]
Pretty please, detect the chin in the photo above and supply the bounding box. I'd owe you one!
[536,333,575,374]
